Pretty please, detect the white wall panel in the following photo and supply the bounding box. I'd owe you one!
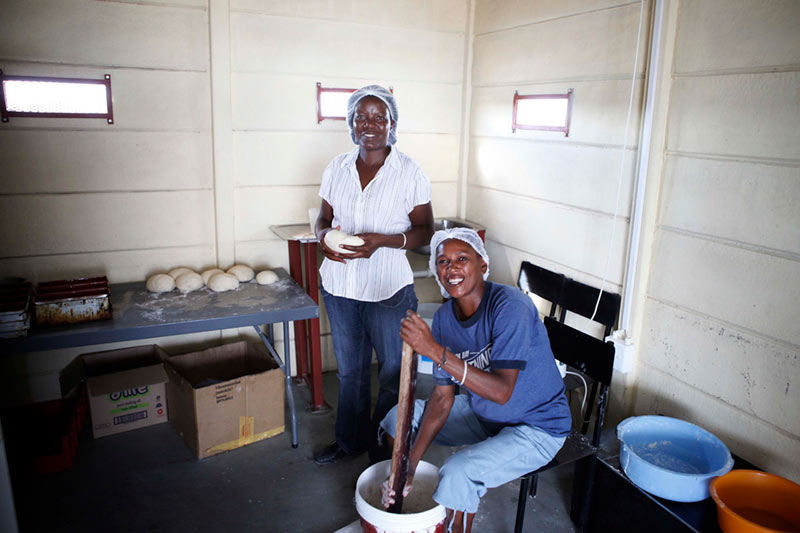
[232,0,467,32]
[472,2,648,85]
[667,72,800,160]
[635,363,800,483]
[230,13,463,83]
[397,135,461,184]
[234,131,352,187]
[471,80,644,146]
[469,137,635,215]
[0,245,216,285]
[674,0,800,74]
[467,186,628,283]
[649,231,800,346]
[642,299,800,436]
[661,156,800,254]
[0,0,208,70]
[0,131,212,193]
[234,185,321,242]
[232,74,461,134]
[0,65,211,131]
[0,191,215,256]
[431,183,458,219]
[234,239,294,273]
[474,0,631,35]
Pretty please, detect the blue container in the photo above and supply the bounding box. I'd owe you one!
[617,416,734,502]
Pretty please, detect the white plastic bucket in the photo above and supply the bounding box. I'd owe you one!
[355,459,446,533]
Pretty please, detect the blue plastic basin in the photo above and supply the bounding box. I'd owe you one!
[617,416,734,502]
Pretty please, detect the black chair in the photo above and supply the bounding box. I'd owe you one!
[558,278,621,435]
[516,261,567,318]
[514,317,615,533]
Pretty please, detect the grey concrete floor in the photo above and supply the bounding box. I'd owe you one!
[9,370,579,532]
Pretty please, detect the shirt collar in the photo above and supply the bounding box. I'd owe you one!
[340,145,399,171]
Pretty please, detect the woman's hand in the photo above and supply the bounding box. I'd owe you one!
[380,471,414,509]
[338,232,383,259]
[400,311,439,359]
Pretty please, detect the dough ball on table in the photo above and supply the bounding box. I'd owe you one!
[324,230,365,254]
[146,274,175,293]
[256,270,279,285]
[208,273,239,292]
[168,267,195,279]
[201,268,225,285]
[175,272,203,293]
[227,264,255,282]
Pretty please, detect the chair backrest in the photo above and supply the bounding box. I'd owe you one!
[517,261,566,318]
[558,277,621,337]
[544,317,615,446]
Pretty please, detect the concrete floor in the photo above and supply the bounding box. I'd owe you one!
[9,371,580,533]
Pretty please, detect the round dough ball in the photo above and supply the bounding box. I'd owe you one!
[201,268,225,285]
[146,273,175,293]
[227,264,255,282]
[208,273,239,292]
[168,267,195,280]
[256,270,279,285]
[324,229,365,254]
[175,272,203,293]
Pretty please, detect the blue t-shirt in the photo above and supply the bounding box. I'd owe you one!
[431,282,571,437]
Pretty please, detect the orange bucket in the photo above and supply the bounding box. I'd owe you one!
[710,470,800,532]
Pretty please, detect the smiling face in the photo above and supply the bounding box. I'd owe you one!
[352,96,393,151]
[435,239,487,303]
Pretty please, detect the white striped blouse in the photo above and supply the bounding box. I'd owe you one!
[318,146,432,302]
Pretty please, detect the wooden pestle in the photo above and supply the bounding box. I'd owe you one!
[386,342,418,514]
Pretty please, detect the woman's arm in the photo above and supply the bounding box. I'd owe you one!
[383,383,454,508]
[340,201,434,258]
[401,311,519,405]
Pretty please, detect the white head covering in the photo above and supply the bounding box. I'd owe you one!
[428,228,490,298]
[346,85,399,145]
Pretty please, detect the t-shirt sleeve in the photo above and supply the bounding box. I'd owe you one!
[488,299,536,371]
[430,314,456,386]
[404,164,432,214]
[318,159,335,204]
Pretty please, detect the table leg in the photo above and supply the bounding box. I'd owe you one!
[284,321,298,448]
[253,325,298,448]
[288,240,309,383]
[304,242,328,412]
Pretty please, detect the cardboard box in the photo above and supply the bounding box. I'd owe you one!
[80,345,170,438]
[164,341,284,459]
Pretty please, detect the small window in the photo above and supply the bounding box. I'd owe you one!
[316,83,356,123]
[512,89,572,136]
[0,70,114,124]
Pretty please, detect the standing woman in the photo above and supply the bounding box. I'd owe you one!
[313,85,434,464]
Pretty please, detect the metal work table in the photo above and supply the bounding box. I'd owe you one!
[0,268,318,449]
[270,224,328,412]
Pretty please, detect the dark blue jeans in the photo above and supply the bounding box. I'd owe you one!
[321,283,418,455]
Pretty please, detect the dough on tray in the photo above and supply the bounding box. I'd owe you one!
[324,230,365,254]
[256,270,279,285]
[175,272,203,293]
[168,267,195,279]
[227,264,255,282]
[208,273,239,292]
[201,268,225,285]
[146,273,175,293]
